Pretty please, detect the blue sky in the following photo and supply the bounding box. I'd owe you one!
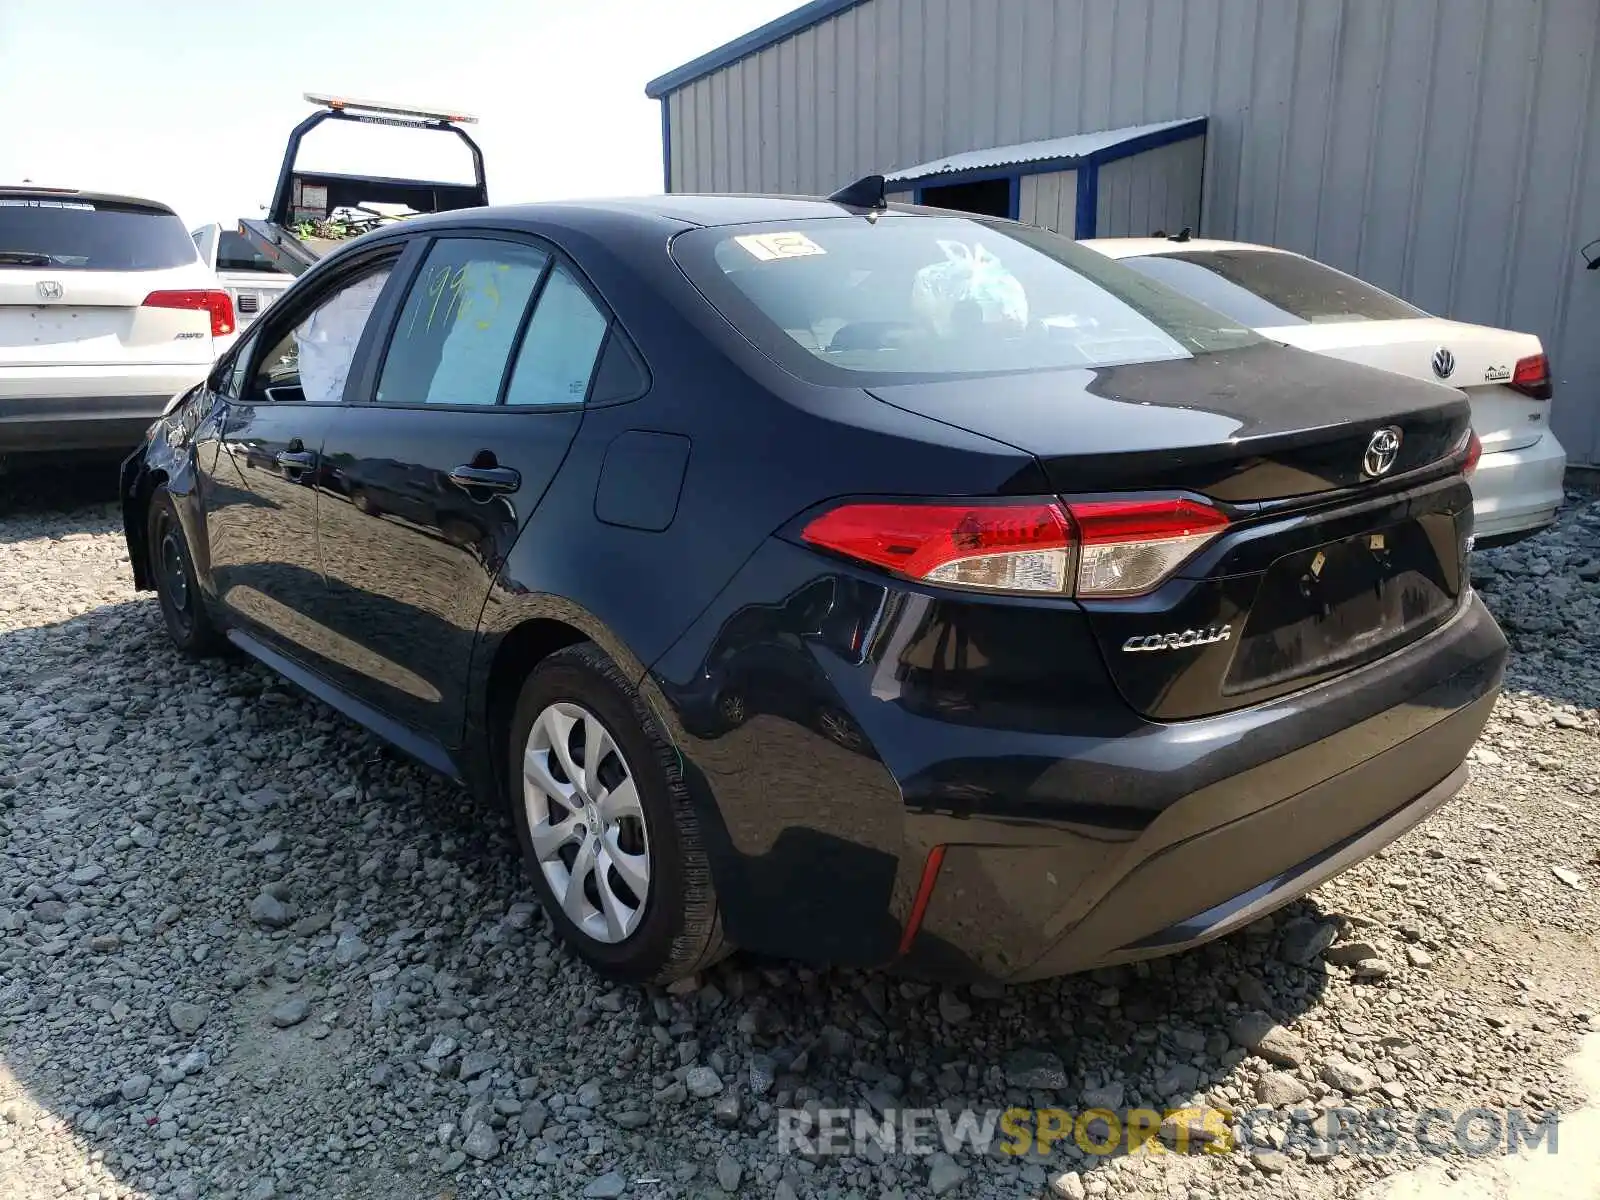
[0,0,796,228]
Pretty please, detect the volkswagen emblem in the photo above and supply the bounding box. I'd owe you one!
[36,280,64,301]
[1431,346,1455,379]
[1362,426,1403,478]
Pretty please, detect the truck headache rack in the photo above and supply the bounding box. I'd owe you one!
[237,93,488,276]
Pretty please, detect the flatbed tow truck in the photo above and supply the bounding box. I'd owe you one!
[236,92,488,276]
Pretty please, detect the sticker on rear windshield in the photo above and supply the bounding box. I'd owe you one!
[734,232,827,261]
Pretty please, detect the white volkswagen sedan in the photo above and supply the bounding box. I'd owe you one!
[1086,237,1566,547]
[1,186,236,464]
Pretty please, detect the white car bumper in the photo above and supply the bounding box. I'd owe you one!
[1471,433,1567,545]
[0,363,211,455]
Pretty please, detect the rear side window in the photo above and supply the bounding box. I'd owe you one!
[672,215,1261,385]
[0,196,198,270]
[503,265,610,407]
[376,238,550,407]
[1119,250,1426,327]
[216,231,285,275]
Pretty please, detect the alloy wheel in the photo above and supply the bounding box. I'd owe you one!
[522,702,651,943]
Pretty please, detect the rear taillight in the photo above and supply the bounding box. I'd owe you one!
[799,497,1228,598]
[1068,498,1231,597]
[1463,430,1482,478]
[1508,353,1552,400]
[143,289,235,338]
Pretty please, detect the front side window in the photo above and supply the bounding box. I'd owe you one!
[216,231,286,275]
[1118,250,1427,328]
[249,265,393,404]
[376,238,549,407]
[671,215,1262,385]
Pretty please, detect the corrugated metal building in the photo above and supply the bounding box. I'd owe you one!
[646,0,1600,467]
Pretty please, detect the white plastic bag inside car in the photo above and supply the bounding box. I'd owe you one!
[296,270,391,406]
[910,240,1029,338]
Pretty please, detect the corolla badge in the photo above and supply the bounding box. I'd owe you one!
[36,280,63,301]
[1431,346,1455,379]
[1122,624,1232,653]
[1362,426,1403,478]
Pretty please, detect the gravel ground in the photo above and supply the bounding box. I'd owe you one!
[1,472,1598,1200]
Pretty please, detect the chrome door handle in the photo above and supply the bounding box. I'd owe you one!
[448,465,521,494]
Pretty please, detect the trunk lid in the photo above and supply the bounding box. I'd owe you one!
[0,268,215,366]
[1268,317,1549,454]
[868,343,1475,720]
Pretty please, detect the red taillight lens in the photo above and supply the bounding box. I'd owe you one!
[801,501,1075,593]
[1509,353,1552,400]
[1462,429,1482,478]
[143,289,235,338]
[799,496,1228,598]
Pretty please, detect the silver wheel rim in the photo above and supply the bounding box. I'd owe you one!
[522,702,651,944]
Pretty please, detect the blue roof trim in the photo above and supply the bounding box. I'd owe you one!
[645,0,869,98]
[659,98,673,192]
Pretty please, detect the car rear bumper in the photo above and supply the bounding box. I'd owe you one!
[900,594,1504,981]
[652,535,1508,981]
[1471,433,1566,543]
[0,394,174,455]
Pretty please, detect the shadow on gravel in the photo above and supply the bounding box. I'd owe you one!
[1,590,1340,1199]
[0,458,125,540]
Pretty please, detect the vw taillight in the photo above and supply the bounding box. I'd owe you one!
[799,497,1229,598]
[1508,353,1552,401]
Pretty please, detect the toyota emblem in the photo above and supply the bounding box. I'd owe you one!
[1431,346,1455,379]
[1363,427,1403,478]
[36,280,64,301]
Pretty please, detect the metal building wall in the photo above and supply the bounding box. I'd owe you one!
[1018,171,1078,233]
[662,0,1600,464]
[1094,136,1203,238]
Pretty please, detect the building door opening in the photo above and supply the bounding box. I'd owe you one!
[919,178,1010,218]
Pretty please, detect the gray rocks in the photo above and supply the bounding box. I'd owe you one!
[167,1001,210,1036]
[461,1122,499,1161]
[1229,1011,1306,1067]
[1004,1048,1069,1089]
[248,892,294,928]
[715,1152,743,1192]
[927,1152,968,1195]
[938,989,972,1024]
[269,997,310,1028]
[685,1066,724,1098]
[582,1172,627,1199]
[1050,1170,1087,1200]
[1320,1056,1378,1095]
[1280,918,1338,965]
[119,1073,152,1101]
[1255,1071,1310,1106]
[458,1050,498,1081]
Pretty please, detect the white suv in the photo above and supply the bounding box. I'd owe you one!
[1,186,236,462]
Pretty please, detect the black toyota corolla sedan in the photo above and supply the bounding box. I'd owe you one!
[120,193,1505,985]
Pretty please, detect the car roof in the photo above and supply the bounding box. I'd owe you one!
[0,185,183,214]
[393,194,990,240]
[1083,237,1292,259]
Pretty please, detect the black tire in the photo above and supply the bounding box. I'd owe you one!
[146,484,226,657]
[507,642,726,984]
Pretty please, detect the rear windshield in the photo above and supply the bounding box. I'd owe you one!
[215,230,285,274]
[1118,249,1426,327]
[0,197,198,271]
[672,215,1262,384]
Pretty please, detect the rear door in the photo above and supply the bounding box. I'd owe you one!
[196,246,403,663]
[0,194,214,371]
[310,232,612,745]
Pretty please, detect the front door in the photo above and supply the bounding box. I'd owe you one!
[312,234,610,745]
[197,253,400,663]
